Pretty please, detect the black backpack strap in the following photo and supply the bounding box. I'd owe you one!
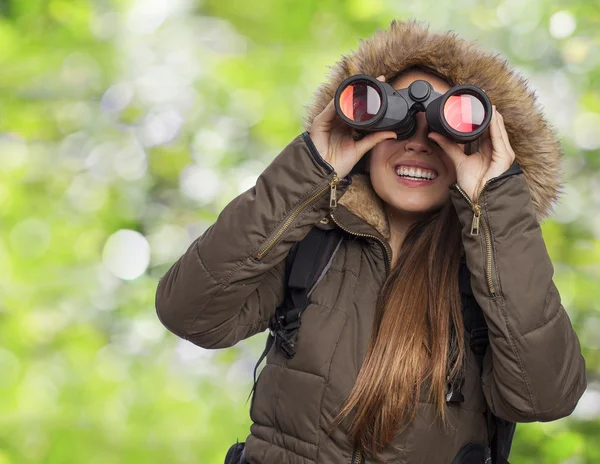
[273,226,344,357]
[460,259,516,464]
[247,227,344,407]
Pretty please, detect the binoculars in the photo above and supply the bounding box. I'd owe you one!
[334,74,492,149]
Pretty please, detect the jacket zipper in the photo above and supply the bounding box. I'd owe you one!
[350,446,364,464]
[329,211,391,275]
[254,175,342,260]
[328,172,391,275]
[451,183,497,297]
[255,168,391,274]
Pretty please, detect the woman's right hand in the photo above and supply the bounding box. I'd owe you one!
[308,75,398,179]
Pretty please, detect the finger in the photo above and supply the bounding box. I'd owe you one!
[427,132,466,169]
[312,97,338,128]
[476,126,492,156]
[494,111,516,163]
[489,106,508,155]
[355,131,397,156]
[376,75,386,82]
[480,131,493,156]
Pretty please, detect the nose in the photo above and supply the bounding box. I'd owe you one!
[404,112,435,155]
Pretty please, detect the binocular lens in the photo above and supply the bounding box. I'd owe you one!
[443,93,487,134]
[339,81,382,122]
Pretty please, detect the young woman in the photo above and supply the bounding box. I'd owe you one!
[156,19,587,463]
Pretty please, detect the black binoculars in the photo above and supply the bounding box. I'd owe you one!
[334,74,492,147]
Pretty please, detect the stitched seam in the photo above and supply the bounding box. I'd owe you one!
[296,302,350,317]
[535,364,586,417]
[188,312,237,339]
[517,302,563,340]
[235,316,272,328]
[234,266,286,329]
[250,431,317,462]
[273,349,285,436]
[483,190,536,415]
[193,239,219,284]
[197,299,273,334]
[251,176,333,263]
[315,310,349,463]
[496,278,537,416]
[185,258,247,335]
[253,423,319,449]
[246,303,346,333]
[326,266,359,279]
[187,177,331,334]
[516,281,560,338]
[264,264,285,297]
[266,362,326,381]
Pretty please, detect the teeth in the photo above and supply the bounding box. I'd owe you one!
[395,165,437,180]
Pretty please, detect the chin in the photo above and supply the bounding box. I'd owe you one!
[387,197,446,215]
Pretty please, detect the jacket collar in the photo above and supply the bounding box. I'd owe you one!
[337,174,390,242]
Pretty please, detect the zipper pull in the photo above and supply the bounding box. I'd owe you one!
[330,175,339,209]
[470,204,481,236]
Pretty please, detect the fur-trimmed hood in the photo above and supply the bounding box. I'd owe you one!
[303,19,563,238]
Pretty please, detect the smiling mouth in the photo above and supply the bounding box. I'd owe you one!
[394,165,439,181]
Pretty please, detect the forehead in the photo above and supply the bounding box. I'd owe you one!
[391,70,451,94]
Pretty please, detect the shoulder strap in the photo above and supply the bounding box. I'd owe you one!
[459,259,516,464]
[247,226,344,407]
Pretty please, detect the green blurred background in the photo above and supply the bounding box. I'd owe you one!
[0,0,599,463]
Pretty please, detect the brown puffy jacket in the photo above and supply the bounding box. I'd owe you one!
[155,19,587,464]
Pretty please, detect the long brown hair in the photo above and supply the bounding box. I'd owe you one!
[331,201,466,459]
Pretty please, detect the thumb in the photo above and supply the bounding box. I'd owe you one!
[355,131,397,156]
[312,98,337,129]
[427,132,465,169]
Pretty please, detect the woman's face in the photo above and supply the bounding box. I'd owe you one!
[366,70,464,216]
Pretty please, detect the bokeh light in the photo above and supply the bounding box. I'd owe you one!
[102,230,151,280]
[1,1,598,463]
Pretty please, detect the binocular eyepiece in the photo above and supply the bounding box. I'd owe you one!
[334,74,492,145]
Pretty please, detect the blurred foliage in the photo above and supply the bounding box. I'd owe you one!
[0,0,598,463]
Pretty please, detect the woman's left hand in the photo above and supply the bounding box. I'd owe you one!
[427,105,516,202]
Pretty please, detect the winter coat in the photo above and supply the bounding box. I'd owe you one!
[155,19,587,464]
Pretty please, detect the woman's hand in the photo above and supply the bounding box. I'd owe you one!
[308,75,398,179]
[428,105,516,202]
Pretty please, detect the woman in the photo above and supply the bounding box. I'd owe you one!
[155,19,587,463]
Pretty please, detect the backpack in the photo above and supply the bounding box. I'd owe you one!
[234,226,516,464]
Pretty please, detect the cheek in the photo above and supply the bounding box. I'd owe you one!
[447,162,457,182]
[367,144,387,166]
[440,154,457,181]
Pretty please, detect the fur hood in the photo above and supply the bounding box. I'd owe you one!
[303,19,563,239]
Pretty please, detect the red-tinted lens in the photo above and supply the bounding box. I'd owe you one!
[443,93,486,133]
[339,81,381,122]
